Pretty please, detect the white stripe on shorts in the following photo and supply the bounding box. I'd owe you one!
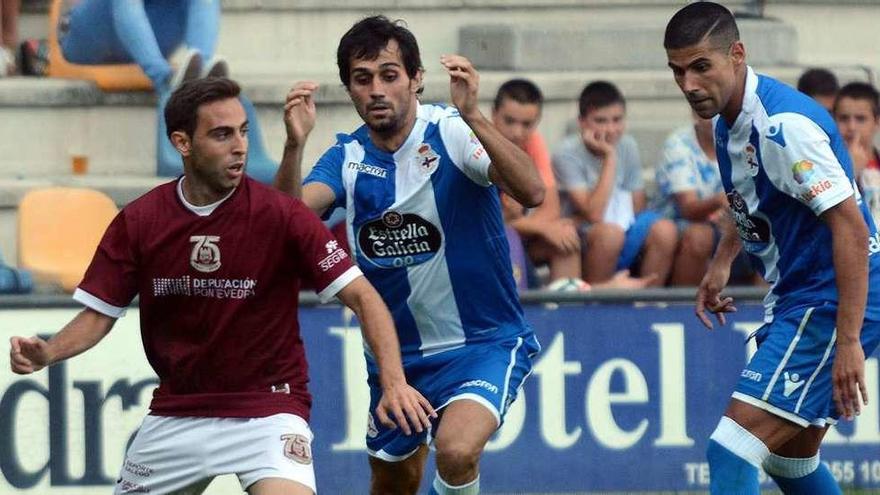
[500,337,524,416]
[795,328,837,414]
[763,307,814,400]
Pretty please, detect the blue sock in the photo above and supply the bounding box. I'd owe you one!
[707,417,769,495]
[765,453,842,494]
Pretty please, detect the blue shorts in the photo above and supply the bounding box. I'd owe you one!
[733,304,880,427]
[617,210,664,271]
[365,334,541,461]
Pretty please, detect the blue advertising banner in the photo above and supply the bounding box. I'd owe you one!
[303,302,880,493]
[1,301,878,494]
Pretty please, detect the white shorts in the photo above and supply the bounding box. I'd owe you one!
[114,413,317,494]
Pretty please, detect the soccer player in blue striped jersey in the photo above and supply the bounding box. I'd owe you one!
[665,3,880,494]
[275,16,544,495]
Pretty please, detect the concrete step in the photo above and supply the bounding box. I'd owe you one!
[461,17,798,71]
[0,64,872,179]
[17,2,880,78]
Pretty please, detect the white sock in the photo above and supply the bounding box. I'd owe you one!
[709,416,771,468]
[432,473,480,495]
[764,452,821,478]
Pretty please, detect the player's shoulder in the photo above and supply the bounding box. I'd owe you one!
[763,112,830,150]
[756,74,834,134]
[245,176,302,208]
[419,103,460,125]
[121,178,178,217]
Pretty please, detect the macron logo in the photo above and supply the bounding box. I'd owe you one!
[783,371,805,398]
[458,380,499,394]
[766,123,786,148]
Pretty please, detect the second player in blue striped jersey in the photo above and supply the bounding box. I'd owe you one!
[275,16,545,495]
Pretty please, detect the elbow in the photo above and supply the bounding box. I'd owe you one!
[519,182,546,209]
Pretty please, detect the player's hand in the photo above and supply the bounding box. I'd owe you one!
[283,81,319,148]
[581,128,616,161]
[441,55,480,121]
[695,263,735,329]
[833,340,868,420]
[375,381,436,436]
[10,336,51,374]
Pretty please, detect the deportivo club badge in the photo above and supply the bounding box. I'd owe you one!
[415,143,439,174]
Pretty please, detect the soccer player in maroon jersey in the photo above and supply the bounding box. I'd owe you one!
[8,77,433,495]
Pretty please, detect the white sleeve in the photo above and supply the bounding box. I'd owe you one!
[761,113,853,216]
[438,112,492,186]
[73,288,127,318]
[316,266,364,303]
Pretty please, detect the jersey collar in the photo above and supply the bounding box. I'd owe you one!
[729,65,759,135]
[176,177,237,216]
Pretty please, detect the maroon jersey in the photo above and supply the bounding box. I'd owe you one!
[74,177,359,420]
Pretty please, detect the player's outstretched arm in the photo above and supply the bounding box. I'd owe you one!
[336,277,436,435]
[823,197,870,420]
[440,54,544,207]
[9,308,116,374]
[275,81,319,198]
[695,211,739,329]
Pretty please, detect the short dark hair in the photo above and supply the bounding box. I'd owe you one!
[494,78,543,110]
[164,77,241,140]
[664,2,739,51]
[337,15,423,90]
[578,81,625,118]
[835,82,880,118]
[797,68,839,97]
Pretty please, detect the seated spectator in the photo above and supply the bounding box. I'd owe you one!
[834,82,880,225]
[552,81,676,287]
[654,112,726,285]
[797,67,838,113]
[29,0,278,183]
[0,0,20,76]
[491,79,582,287]
[58,0,222,97]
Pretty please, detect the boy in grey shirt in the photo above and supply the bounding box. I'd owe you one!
[552,81,677,286]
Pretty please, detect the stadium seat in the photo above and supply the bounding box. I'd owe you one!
[18,187,119,292]
[45,0,154,91]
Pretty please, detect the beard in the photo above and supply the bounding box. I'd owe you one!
[359,100,409,136]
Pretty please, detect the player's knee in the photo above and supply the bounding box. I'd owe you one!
[434,439,482,475]
[371,469,420,495]
[370,457,421,495]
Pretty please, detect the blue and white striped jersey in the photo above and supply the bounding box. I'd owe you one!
[716,67,880,322]
[305,103,531,359]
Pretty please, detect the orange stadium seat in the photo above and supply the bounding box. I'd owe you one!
[45,0,153,91]
[18,187,119,292]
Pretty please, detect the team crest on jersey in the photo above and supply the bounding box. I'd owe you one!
[415,143,440,174]
[280,434,312,465]
[745,144,760,177]
[358,210,442,269]
[727,190,771,250]
[189,235,221,273]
